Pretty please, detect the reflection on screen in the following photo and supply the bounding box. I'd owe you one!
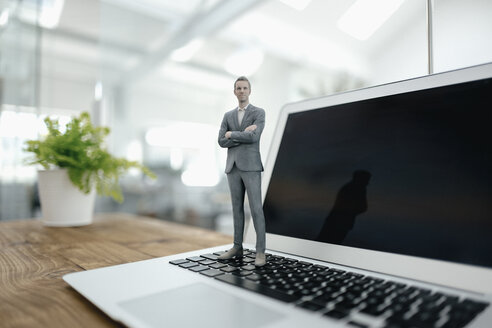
[264,78,492,268]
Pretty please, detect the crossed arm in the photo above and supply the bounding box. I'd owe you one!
[218,110,265,148]
[225,124,257,138]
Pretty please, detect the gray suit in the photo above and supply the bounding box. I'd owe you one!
[218,104,266,253]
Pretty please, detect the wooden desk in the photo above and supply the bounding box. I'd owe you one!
[0,213,232,328]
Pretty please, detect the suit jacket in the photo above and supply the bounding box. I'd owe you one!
[218,104,265,173]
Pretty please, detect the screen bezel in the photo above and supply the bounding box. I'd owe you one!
[245,62,492,294]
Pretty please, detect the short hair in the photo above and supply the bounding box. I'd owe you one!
[234,76,251,90]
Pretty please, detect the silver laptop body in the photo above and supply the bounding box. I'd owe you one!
[64,63,492,328]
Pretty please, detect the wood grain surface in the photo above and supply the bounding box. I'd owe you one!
[0,213,232,328]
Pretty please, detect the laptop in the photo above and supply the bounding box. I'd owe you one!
[64,62,492,328]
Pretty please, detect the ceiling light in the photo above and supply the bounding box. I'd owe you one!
[126,140,143,162]
[94,81,103,101]
[337,0,405,41]
[225,47,264,76]
[39,0,65,29]
[17,0,65,29]
[278,0,312,11]
[0,9,9,27]
[171,39,204,62]
[181,164,220,187]
[170,148,184,170]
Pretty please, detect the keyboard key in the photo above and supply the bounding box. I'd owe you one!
[337,296,364,310]
[385,317,412,328]
[271,272,288,279]
[264,262,282,270]
[392,294,417,306]
[441,294,460,306]
[187,256,205,262]
[285,263,302,269]
[169,259,188,265]
[209,262,227,269]
[234,271,252,277]
[179,262,198,268]
[418,292,443,304]
[345,272,363,278]
[199,259,216,265]
[360,305,389,316]
[323,307,350,319]
[459,298,490,312]
[392,282,407,288]
[386,303,411,317]
[419,300,447,313]
[200,269,224,277]
[215,274,299,303]
[316,270,333,277]
[260,278,277,285]
[314,264,329,270]
[189,265,209,272]
[446,309,480,327]
[367,289,392,299]
[414,287,432,297]
[365,277,383,285]
[255,268,274,275]
[346,284,364,293]
[408,311,441,325]
[439,316,476,328]
[347,321,368,328]
[200,253,219,260]
[246,274,262,281]
[275,285,297,295]
[297,301,325,312]
[364,296,386,308]
[295,289,316,297]
[220,266,239,273]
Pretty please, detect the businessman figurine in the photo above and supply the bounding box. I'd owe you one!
[218,76,266,267]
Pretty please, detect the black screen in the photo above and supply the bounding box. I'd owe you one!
[264,78,492,268]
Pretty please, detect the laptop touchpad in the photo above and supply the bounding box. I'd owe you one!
[118,282,283,328]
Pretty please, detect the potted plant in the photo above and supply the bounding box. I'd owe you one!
[24,111,155,226]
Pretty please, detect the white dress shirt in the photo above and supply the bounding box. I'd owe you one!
[237,104,249,125]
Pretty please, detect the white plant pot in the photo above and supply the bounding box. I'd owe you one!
[37,169,96,226]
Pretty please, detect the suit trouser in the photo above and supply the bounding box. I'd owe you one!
[226,165,266,253]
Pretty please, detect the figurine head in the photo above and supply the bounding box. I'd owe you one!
[234,76,251,106]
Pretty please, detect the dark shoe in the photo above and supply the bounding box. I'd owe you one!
[254,253,266,267]
[218,247,243,260]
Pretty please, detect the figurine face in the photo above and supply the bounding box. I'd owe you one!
[234,81,251,105]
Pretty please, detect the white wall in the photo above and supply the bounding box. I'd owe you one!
[40,75,94,112]
[433,0,492,72]
[368,1,428,84]
[368,0,492,85]
[247,56,297,162]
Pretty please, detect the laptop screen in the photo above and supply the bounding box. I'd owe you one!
[263,77,492,269]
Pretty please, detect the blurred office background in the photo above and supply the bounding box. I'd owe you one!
[1,0,491,234]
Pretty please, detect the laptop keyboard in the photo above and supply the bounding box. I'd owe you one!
[169,249,489,328]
